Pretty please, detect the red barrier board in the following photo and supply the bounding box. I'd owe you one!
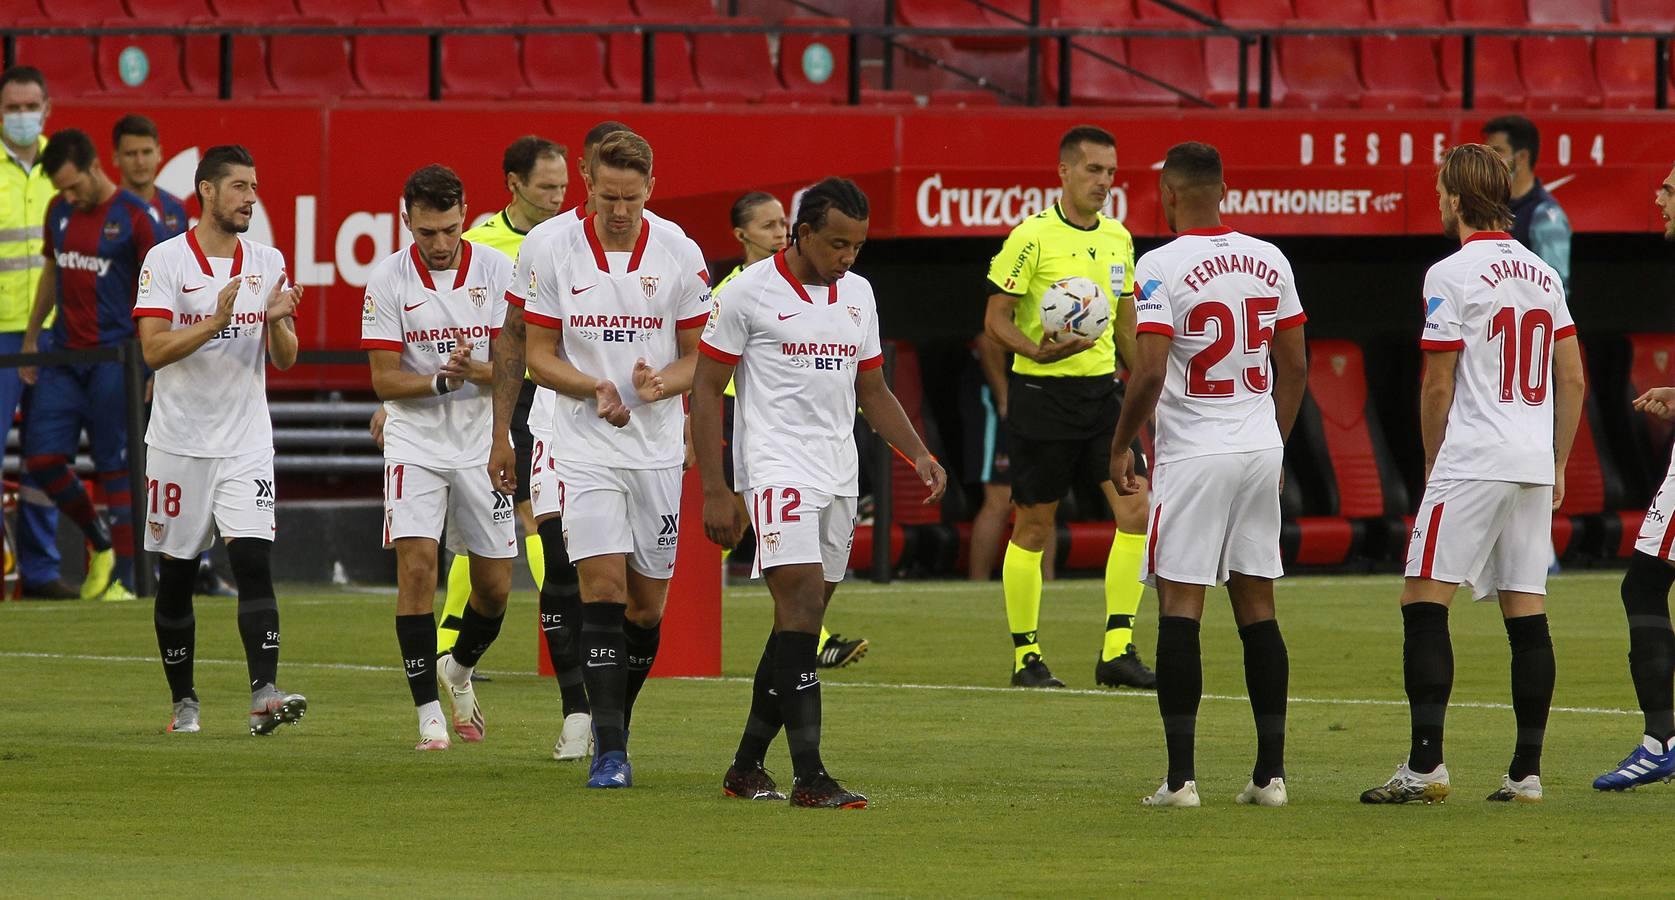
[51,101,1675,389]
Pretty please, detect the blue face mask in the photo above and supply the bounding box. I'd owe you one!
[3,110,44,147]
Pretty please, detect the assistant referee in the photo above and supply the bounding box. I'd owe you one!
[983,124,1157,691]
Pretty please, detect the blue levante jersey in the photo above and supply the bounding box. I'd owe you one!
[44,188,160,350]
[148,188,189,242]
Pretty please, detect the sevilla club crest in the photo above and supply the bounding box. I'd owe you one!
[244,273,263,294]
[640,275,660,299]
[468,286,488,308]
[847,306,862,326]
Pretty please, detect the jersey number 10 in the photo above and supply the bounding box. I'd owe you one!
[1185,297,1279,398]
[1488,307,1554,405]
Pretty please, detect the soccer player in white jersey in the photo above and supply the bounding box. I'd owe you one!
[133,145,307,737]
[1360,144,1585,805]
[518,131,709,789]
[1108,143,1308,809]
[1594,162,1675,791]
[362,165,516,752]
[693,178,948,809]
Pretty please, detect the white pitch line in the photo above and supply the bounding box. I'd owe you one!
[0,650,1635,716]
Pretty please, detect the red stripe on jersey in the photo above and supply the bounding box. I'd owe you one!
[676,312,709,330]
[1418,502,1445,580]
[1659,505,1675,559]
[1554,324,1577,341]
[583,215,610,272]
[697,269,710,286]
[454,240,472,290]
[132,307,172,321]
[489,327,500,340]
[1463,231,1513,244]
[361,338,403,351]
[699,341,740,365]
[523,310,564,330]
[408,244,436,291]
[1420,339,1465,351]
[774,251,837,305]
[1276,312,1308,331]
[1181,225,1234,236]
[504,290,524,309]
[857,354,884,371]
[626,218,650,273]
[1136,322,1174,337]
[1146,504,1162,576]
[185,229,242,277]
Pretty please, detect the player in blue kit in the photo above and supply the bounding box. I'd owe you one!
[19,129,159,601]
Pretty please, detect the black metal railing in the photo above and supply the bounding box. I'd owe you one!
[1,18,1668,111]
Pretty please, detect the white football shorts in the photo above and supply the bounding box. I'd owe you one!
[144,447,277,558]
[1142,448,1284,587]
[748,485,857,584]
[554,460,682,578]
[383,461,517,558]
[1635,455,1675,560]
[527,422,562,520]
[1405,478,1552,600]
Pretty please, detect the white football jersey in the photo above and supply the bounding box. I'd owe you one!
[1133,227,1307,465]
[361,241,513,469]
[133,231,289,458]
[699,252,883,496]
[521,214,710,469]
[1422,231,1575,485]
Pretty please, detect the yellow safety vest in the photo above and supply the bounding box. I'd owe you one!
[0,137,53,334]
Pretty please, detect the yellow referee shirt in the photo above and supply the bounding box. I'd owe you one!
[715,263,744,398]
[463,208,527,258]
[985,202,1136,379]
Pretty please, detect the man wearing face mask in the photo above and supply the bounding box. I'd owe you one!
[0,66,76,601]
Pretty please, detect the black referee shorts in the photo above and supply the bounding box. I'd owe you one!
[511,378,536,505]
[1007,373,1146,507]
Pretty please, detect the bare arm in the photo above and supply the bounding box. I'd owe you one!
[693,352,744,547]
[633,328,702,402]
[984,292,1093,365]
[137,279,239,369]
[856,366,947,503]
[975,331,1010,417]
[369,348,445,401]
[1112,291,1139,373]
[1270,324,1309,443]
[525,321,606,401]
[487,304,526,492]
[1551,335,1585,506]
[264,283,302,371]
[1419,349,1459,481]
[1107,333,1169,494]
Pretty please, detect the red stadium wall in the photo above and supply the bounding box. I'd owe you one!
[50,101,1673,388]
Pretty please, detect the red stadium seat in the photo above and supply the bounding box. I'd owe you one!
[691,19,817,103]
[1596,36,1662,110]
[292,0,383,22]
[1447,0,1525,24]
[442,33,524,98]
[1371,0,1447,22]
[1625,333,1675,484]
[778,17,850,101]
[353,26,430,97]
[1615,0,1675,29]
[268,20,365,96]
[1044,22,1150,106]
[1292,0,1369,23]
[1124,35,1213,104]
[1214,0,1294,25]
[883,343,939,525]
[979,0,1063,26]
[633,0,715,16]
[1204,31,1288,106]
[558,0,636,16]
[609,22,704,102]
[1277,33,1361,108]
[124,0,214,17]
[859,88,919,105]
[379,0,469,17]
[1526,0,1603,27]
[51,0,130,18]
[1135,0,1214,21]
[11,34,104,98]
[1439,35,1524,108]
[461,0,551,21]
[183,30,280,97]
[929,88,1001,105]
[518,28,636,100]
[896,0,1024,50]
[1359,34,1445,108]
[211,0,302,19]
[1519,35,1602,110]
[96,29,190,96]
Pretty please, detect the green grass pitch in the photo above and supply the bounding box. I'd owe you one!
[2,572,1671,897]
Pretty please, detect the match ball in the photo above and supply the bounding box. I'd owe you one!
[1038,276,1110,340]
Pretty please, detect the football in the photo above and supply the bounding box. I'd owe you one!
[1038,276,1111,340]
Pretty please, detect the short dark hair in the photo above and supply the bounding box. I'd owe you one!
[1484,114,1539,167]
[794,177,869,239]
[730,191,777,229]
[503,135,565,181]
[1162,141,1223,187]
[112,114,159,148]
[404,163,465,213]
[41,129,96,176]
[0,65,47,97]
[1059,124,1116,160]
[583,120,631,155]
[194,144,255,205]
[1440,143,1514,232]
